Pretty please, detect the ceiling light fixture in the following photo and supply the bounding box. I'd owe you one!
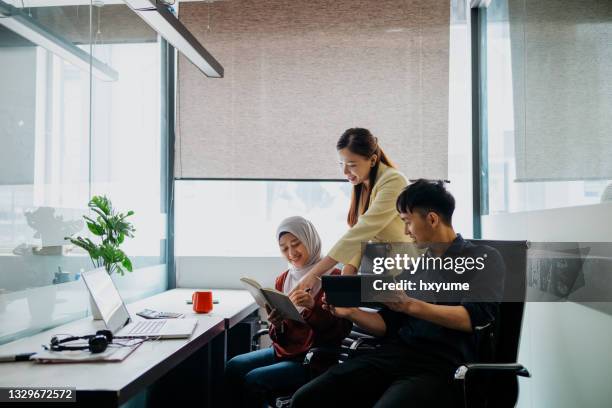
[0,0,119,82]
[124,0,223,78]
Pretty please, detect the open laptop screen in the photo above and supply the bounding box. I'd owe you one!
[82,268,131,334]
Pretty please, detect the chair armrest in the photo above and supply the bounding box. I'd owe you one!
[348,329,376,340]
[347,329,380,349]
[349,335,379,351]
[251,328,270,351]
[304,335,381,365]
[303,346,349,365]
[454,363,531,380]
[252,328,270,341]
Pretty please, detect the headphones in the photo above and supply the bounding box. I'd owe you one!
[47,330,113,354]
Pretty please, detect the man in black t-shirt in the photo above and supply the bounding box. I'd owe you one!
[291,180,505,408]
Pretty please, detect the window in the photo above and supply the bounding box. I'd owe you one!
[175,180,351,257]
[174,0,475,260]
[484,0,612,214]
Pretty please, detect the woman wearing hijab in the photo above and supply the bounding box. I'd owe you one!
[224,216,352,408]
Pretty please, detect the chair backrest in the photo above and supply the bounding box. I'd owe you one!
[467,240,528,408]
[468,240,528,364]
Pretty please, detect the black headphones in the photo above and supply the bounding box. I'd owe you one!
[48,330,114,354]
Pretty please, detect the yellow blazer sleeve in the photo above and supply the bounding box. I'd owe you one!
[328,171,407,268]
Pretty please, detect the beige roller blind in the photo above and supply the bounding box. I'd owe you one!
[176,0,450,180]
[510,0,612,182]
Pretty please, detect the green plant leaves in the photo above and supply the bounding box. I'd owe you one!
[66,195,136,276]
[84,216,104,236]
[89,195,111,215]
[122,257,133,272]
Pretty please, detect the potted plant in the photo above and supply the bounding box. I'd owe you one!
[66,195,135,319]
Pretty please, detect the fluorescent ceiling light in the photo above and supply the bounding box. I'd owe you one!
[0,1,118,82]
[124,0,223,78]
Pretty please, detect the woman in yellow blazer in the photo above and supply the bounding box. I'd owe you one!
[293,128,413,293]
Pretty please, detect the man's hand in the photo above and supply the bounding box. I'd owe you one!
[322,293,386,336]
[289,289,315,310]
[321,294,357,320]
[324,304,357,319]
[265,305,284,328]
[384,293,473,333]
[321,295,355,318]
[384,290,421,315]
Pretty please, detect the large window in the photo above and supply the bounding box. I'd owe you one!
[0,3,168,344]
[91,40,165,264]
[175,180,351,257]
[174,0,475,261]
[484,0,612,214]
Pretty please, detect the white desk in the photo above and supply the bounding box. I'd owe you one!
[0,289,225,406]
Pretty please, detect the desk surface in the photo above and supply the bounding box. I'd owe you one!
[0,289,230,404]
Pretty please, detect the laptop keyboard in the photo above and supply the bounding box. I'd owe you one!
[128,320,167,335]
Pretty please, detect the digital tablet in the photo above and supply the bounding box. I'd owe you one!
[322,275,388,308]
[321,275,361,307]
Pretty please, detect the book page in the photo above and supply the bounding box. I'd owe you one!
[262,289,305,323]
[240,277,268,308]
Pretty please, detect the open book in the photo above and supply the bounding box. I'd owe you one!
[240,277,305,323]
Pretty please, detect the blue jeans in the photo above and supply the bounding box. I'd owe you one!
[224,348,309,408]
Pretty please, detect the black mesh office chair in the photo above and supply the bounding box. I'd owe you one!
[453,240,531,408]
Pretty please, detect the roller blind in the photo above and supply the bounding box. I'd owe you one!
[509,0,612,182]
[176,0,450,180]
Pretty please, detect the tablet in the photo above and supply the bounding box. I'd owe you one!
[321,275,388,308]
[321,275,362,307]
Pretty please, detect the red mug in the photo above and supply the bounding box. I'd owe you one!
[192,291,213,313]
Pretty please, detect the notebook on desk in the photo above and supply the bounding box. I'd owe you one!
[82,269,197,339]
[32,338,143,363]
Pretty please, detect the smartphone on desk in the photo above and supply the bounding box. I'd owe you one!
[136,309,184,319]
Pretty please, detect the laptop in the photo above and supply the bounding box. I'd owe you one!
[82,268,197,339]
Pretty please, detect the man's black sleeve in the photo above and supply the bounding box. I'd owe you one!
[377,307,402,337]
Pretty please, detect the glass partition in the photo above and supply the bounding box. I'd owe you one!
[0,1,168,345]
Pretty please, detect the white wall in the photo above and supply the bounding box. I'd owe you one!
[482,202,612,408]
[176,256,286,290]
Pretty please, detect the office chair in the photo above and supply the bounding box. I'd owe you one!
[453,240,531,408]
